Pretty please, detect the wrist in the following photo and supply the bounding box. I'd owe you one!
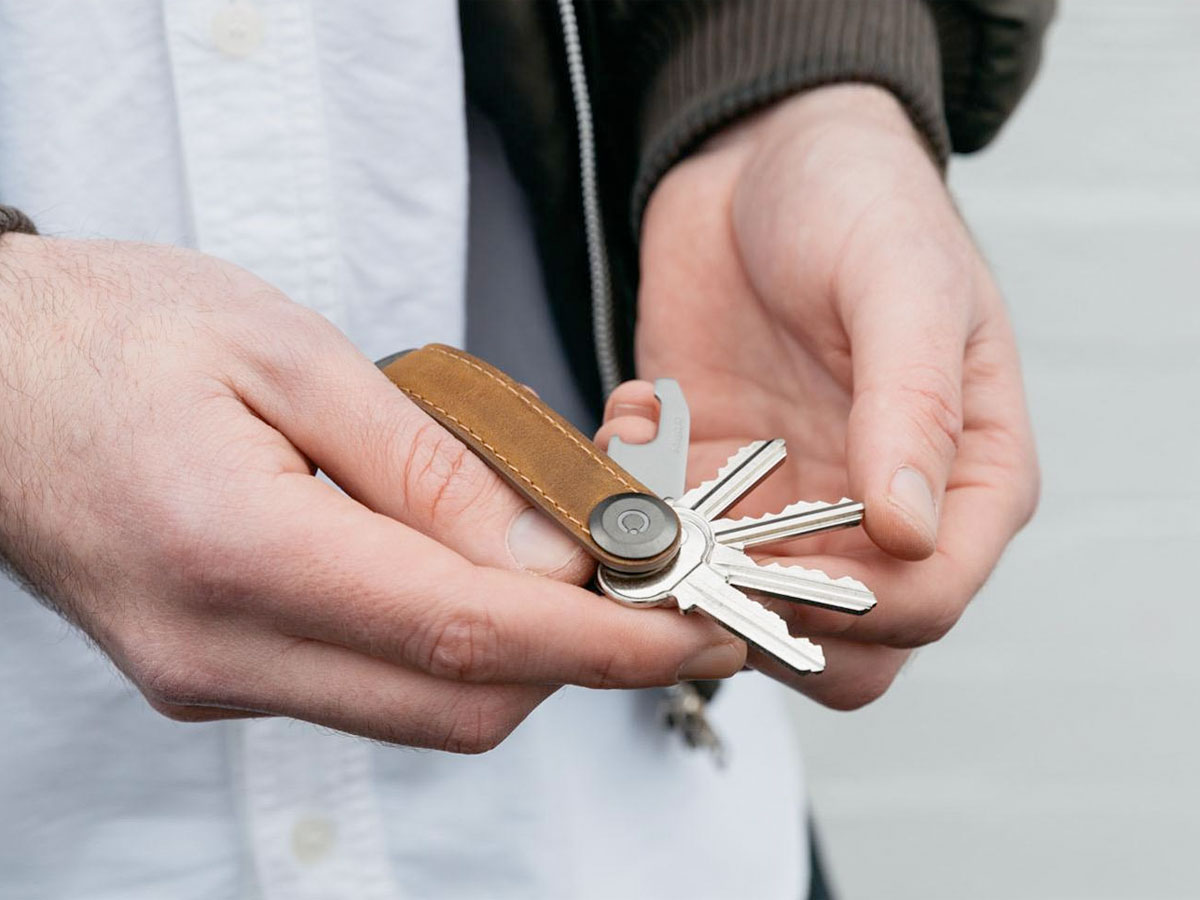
[707,83,933,164]
[771,83,919,137]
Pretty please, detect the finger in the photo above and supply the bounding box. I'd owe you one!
[257,640,557,752]
[778,302,1037,647]
[958,307,1041,532]
[226,318,588,580]
[142,628,557,752]
[596,381,660,450]
[146,703,268,723]
[843,254,973,561]
[216,475,746,688]
[594,415,658,452]
[749,639,911,711]
[753,473,1027,649]
[603,380,659,421]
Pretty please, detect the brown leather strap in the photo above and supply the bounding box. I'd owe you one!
[380,344,679,573]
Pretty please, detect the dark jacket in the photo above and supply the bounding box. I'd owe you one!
[460,0,1056,412]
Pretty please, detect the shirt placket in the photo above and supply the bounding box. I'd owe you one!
[239,719,401,900]
[162,3,394,897]
[163,0,342,327]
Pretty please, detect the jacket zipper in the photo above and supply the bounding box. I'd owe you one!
[557,0,621,397]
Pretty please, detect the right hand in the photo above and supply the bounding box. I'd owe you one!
[0,235,744,752]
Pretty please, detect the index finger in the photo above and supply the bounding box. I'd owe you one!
[223,315,589,579]
[222,474,747,688]
[764,427,1035,649]
[777,305,1038,647]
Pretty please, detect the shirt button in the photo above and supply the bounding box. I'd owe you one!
[291,816,337,864]
[211,2,265,58]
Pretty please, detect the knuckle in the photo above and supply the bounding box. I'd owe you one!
[893,595,962,648]
[126,628,241,720]
[587,652,621,690]
[1015,451,1042,529]
[151,500,213,576]
[150,507,252,613]
[976,427,1041,532]
[821,673,895,711]
[896,365,964,457]
[814,649,912,711]
[414,607,502,682]
[228,294,344,381]
[402,420,501,530]
[130,634,236,711]
[582,645,641,689]
[146,699,229,723]
[265,302,341,357]
[438,698,520,755]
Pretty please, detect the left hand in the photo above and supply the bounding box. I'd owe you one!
[596,84,1039,710]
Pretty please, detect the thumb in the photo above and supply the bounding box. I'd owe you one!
[846,290,967,561]
[228,321,591,581]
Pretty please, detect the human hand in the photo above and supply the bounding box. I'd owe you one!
[602,84,1039,709]
[0,236,744,750]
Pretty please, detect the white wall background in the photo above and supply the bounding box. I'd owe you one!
[790,2,1200,898]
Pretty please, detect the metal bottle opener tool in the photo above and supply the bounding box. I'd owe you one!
[380,345,876,761]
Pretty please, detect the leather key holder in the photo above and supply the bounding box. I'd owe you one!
[378,344,680,574]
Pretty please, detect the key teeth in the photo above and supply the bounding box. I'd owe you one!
[755,560,873,594]
[803,641,826,673]
[679,439,786,510]
[772,631,825,674]
[728,588,827,673]
[785,632,825,670]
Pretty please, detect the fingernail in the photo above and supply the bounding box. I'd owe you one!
[612,402,650,417]
[677,642,743,681]
[888,466,938,542]
[507,507,582,574]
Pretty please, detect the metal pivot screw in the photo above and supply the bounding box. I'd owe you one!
[588,493,679,562]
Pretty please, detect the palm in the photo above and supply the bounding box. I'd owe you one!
[637,136,866,564]
[629,93,1038,703]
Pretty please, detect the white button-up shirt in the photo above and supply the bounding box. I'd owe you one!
[0,2,809,898]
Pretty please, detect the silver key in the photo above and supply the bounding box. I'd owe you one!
[677,555,829,674]
[711,498,864,549]
[708,499,875,614]
[710,542,876,615]
[599,506,827,674]
[603,429,876,675]
[677,439,786,519]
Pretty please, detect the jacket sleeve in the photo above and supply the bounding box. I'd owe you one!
[929,0,1057,152]
[588,0,1055,226]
